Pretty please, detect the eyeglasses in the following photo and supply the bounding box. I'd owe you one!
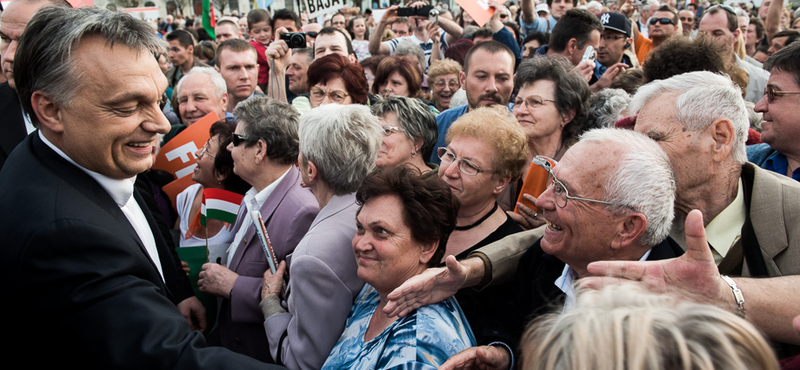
[198,138,215,159]
[706,4,736,16]
[600,34,627,41]
[764,85,800,103]
[309,86,350,104]
[514,94,556,110]
[649,17,675,25]
[438,147,494,176]
[231,133,256,147]
[433,80,459,89]
[534,156,635,210]
[381,125,404,135]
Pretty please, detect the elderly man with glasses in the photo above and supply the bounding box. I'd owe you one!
[382,128,683,369]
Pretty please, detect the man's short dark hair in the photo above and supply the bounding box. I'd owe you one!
[523,31,550,47]
[215,38,256,67]
[657,4,679,26]
[750,17,764,40]
[546,0,579,8]
[704,5,738,32]
[772,29,800,48]
[470,27,494,41]
[549,8,603,53]
[272,9,300,30]
[318,26,354,56]
[764,36,800,87]
[643,36,728,82]
[247,8,270,28]
[166,29,195,48]
[462,40,514,73]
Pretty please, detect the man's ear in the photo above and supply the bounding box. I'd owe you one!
[459,70,467,89]
[31,91,64,133]
[611,212,647,250]
[710,118,735,162]
[566,38,578,57]
[305,160,319,184]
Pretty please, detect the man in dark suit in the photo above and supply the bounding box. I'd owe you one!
[0,6,281,369]
[0,0,71,169]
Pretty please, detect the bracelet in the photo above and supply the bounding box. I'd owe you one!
[720,275,746,317]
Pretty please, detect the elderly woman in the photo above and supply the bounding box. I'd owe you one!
[372,56,422,99]
[371,96,438,172]
[175,121,250,248]
[427,59,462,112]
[321,166,476,369]
[505,56,591,229]
[307,54,369,108]
[260,105,383,370]
[197,97,317,362]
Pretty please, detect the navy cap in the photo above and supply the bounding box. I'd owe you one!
[599,12,632,37]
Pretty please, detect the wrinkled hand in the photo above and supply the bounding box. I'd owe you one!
[261,260,287,300]
[384,255,468,317]
[584,210,723,304]
[198,263,239,299]
[574,60,596,82]
[177,296,207,333]
[508,194,544,230]
[438,346,511,370]
[591,62,628,92]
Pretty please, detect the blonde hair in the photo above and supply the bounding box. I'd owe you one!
[445,106,527,180]
[520,282,779,370]
[428,58,462,81]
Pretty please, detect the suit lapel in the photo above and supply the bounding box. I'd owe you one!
[33,135,169,293]
[0,82,28,159]
[229,167,300,271]
[746,163,789,270]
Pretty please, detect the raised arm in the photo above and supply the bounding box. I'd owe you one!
[764,0,783,43]
[369,5,398,55]
[266,28,292,103]
[520,0,535,24]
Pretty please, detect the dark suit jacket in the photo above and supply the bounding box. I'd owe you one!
[0,81,27,170]
[489,237,685,351]
[0,133,279,369]
[218,166,318,362]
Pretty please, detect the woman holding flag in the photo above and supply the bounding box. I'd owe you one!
[175,121,250,249]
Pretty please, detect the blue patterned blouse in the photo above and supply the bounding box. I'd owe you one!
[321,284,477,370]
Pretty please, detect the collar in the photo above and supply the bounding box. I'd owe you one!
[39,131,135,207]
[556,248,652,312]
[704,177,746,263]
[243,167,290,212]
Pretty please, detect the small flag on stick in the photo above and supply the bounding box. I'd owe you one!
[201,188,243,226]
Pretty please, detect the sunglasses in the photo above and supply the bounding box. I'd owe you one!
[231,133,256,146]
[649,17,675,25]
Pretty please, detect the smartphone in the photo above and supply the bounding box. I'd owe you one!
[581,45,596,63]
[397,5,434,17]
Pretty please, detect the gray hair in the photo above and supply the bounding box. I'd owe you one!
[233,96,300,166]
[394,40,426,71]
[521,282,779,370]
[15,6,166,127]
[585,89,632,130]
[371,96,438,161]
[299,105,383,195]
[175,66,227,99]
[579,128,675,247]
[629,71,749,164]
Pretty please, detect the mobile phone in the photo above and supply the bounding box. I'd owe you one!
[581,45,596,63]
[397,5,434,17]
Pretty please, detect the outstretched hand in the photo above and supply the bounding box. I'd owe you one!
[384,255,468,317]
[438,345,511,370]
[584,210,723,303]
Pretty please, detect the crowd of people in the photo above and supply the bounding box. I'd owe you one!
[2,0,800,369]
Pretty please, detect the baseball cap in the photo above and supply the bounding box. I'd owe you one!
[599,12,631,37]
[535,4,550,14]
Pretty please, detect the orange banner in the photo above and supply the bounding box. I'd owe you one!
[154,111,220,208]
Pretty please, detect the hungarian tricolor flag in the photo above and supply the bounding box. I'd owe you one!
[201,188,243,226]
[202,0,216,40]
